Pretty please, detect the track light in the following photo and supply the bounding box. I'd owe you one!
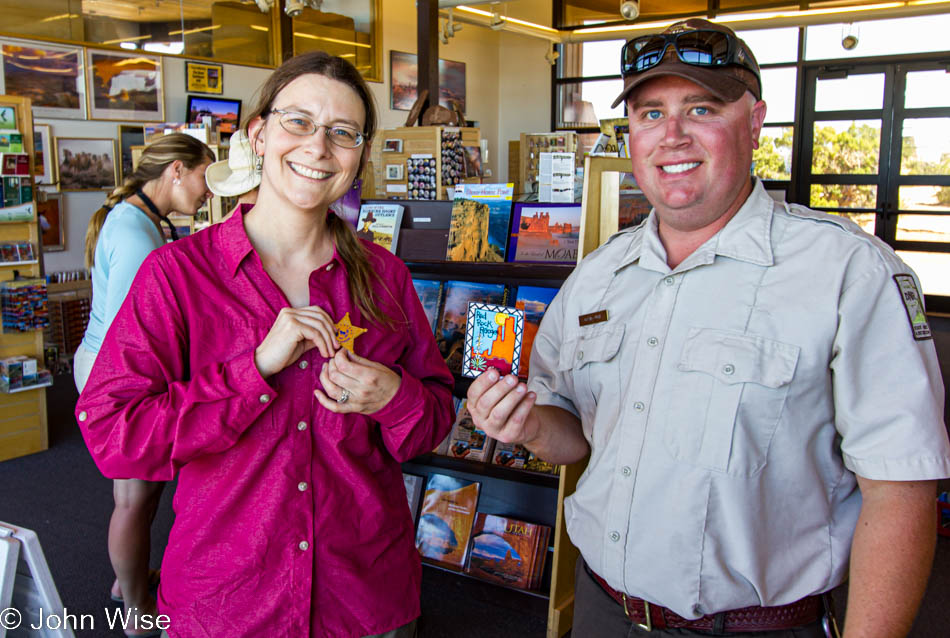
[841,23,859,50]
[489,9,505,31]
[544,45,560,65]
[284,0,322,19]
[440,9,462,44]
[620,0,640,21]
[254,0,273,12]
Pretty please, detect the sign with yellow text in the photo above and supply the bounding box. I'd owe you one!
[185,61,223,95]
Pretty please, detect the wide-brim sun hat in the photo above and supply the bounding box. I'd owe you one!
[205,130,261,197]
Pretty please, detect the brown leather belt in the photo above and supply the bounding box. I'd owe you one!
[588,566,823,633]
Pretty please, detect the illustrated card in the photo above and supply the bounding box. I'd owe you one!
[461,302,524,378]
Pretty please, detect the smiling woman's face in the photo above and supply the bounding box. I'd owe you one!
[253,73,366,213]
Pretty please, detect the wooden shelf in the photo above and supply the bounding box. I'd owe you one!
[422,561,550,601]
[410,452,560,489]
[1,381,53,394]
[0,94,48,463]
[405,261,574,287]
[0,260,38,267]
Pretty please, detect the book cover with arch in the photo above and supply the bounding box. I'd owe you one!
[461,302,524,378]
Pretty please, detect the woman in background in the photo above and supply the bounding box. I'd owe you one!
[76,52,454,637]
[74,133,214,637]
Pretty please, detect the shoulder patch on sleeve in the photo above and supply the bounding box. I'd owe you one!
[893,274,932,341]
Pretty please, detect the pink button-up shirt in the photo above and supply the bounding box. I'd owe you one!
[77,207,455,638]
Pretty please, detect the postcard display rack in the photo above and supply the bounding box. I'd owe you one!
[512,132,580,196]
[44,279,92,370]
[362,195,570,634]
[371,126,481,201]
[0,95,49,463]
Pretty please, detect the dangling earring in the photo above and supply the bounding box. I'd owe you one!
[173,178,181,185]
[255,154,263,173]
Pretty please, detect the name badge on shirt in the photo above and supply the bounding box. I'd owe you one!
[578,310,609,327]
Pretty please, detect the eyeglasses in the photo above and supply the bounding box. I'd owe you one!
[621,29,759,81]
[268,109,365,148]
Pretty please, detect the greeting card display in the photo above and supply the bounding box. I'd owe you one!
[461,302,524,378]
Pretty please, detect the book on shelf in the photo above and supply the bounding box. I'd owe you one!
[513,285,559,379]
[523,455,560,476]
[415,473,481,569]
[461,302,524,378]
[491,440,560,476]
[0,242,21,262]
[537,152,575,203]
[411,278,442,335]
[0,201,33,223]
[436,280,506,374]
[465,513,551,591]
[356,203,404,254]
[490,441,532,469]
[444,400,494,462]
[403,472,425,526]
[506,202,581,264]
[446,183,513,263]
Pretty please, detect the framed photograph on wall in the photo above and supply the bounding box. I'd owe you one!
[186,95,241,134]
[54,137,117,192]
[0,38,86,120]
[32,123,53,185]
[389,51,466,113]
[385,164,404,180]
[185,60,223,95]
[38,192,65,252]
[117,124,145,184]
[86,49,163,122]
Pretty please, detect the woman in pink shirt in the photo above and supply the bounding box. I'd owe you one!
[77,52,455,638]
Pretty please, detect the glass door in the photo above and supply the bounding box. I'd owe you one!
[797,60,950,311]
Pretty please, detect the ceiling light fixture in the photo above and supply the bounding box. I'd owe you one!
[620,1,639,21]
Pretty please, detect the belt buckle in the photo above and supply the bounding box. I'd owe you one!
[622,593,652,631]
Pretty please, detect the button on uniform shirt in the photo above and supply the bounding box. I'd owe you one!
[77,207,455,638]
[529,179,950,619]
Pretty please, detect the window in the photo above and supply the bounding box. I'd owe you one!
[554,13,950,311]
[0,0,277,66]
[291,0,382,81]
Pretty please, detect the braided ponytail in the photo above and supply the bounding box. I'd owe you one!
[83,133,214,268]
[84,177,149,269]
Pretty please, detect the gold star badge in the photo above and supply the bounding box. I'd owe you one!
[334,312,367,353]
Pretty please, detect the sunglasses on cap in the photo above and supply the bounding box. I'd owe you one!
[621,29,760,82]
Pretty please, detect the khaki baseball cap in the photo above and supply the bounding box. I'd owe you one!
[611,18,761,109]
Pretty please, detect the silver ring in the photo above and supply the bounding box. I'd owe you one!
[337,389,350,404]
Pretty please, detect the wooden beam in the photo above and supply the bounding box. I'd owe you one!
[417,0,439,124]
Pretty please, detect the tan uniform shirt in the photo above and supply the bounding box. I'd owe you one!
[529,180,950,618]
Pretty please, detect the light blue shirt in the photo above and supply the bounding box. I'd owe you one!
[81,201,164,353]
[529,179,950,618]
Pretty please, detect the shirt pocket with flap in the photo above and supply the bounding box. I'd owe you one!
[556,324,625,422]
[664,327,800,477]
